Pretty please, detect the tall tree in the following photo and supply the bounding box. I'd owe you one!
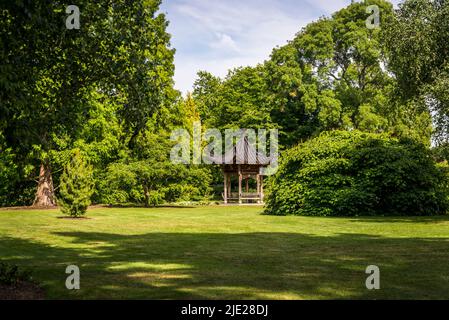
[193,71,222,125]
[383,0,449,144]
[194,66,275,130]
[193,0,425,147]
[0,0,175,206]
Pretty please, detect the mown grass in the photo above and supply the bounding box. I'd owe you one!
[0,206,448,299]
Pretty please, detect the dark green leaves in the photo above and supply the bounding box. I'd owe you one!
[265,131,449,216]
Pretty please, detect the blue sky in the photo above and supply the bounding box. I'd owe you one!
[159,0,401,94]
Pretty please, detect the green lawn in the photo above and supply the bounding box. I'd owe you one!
[0,206,448,299]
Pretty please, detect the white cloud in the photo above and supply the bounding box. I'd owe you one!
[160,0,404,94]
[210,33,240,53]
[162,0,313,93]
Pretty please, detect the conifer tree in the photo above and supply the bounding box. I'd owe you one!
[59,150,94,217]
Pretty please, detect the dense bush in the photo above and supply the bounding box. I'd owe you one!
[265,131,449,216]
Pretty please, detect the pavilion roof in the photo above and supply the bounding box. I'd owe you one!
[206,136,272,166]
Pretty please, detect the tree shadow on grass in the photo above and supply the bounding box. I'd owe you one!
[348,216,449,224]
[1,232,448,300]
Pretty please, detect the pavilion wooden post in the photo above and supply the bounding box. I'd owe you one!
[223,172,228,204]
[256,174,261,204]
[238,165,243,204]
[260,175,264,203]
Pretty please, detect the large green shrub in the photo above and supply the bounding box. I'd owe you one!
[58,150,94,217]
[265,131,449,216]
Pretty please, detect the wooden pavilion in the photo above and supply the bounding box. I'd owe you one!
[206,136,273,204]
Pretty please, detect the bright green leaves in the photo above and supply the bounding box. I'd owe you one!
[317,90,343,130]
[294,18,334,69]
[192,0,416,149]
[58,149,94,217]
[356,104,388,132]
[195,66,273,130]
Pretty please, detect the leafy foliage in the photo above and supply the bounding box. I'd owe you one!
[265,131,449,216]
[97,129,212,207]
[100,161,211,207]
[0,0,175,204]
[58,150,94,217]
[383,0,449,144]
[0,0,447,211]
[193,0,431,147]
[0,262,33,287]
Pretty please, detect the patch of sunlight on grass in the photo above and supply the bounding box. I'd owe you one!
[180,286,304,300]
[128,272,192,288]
[7,255,35,260]
[107,262,193,272]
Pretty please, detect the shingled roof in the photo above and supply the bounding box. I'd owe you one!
[206,135,272,165]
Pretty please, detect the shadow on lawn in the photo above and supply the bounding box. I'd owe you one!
[1,232,448,299]
[348,216,449,224]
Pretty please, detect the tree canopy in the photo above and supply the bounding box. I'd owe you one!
[383,0,449,145]
[193,0,432,147]
[1,0,448,214]
[0,0,176,206]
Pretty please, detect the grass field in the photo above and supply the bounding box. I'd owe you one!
[0,206,448,299]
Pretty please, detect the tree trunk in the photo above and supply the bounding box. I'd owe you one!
[33,162,56,207]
